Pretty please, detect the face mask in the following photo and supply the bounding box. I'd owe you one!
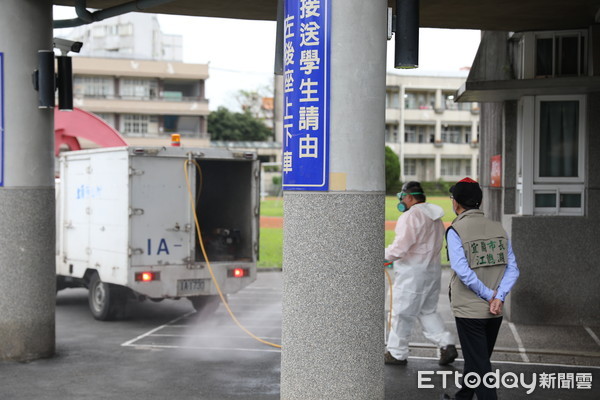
[396,191,424,213]
[397,201,408,212]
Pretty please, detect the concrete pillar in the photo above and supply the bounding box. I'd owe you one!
[471,154,478,181]
[479,102,503,221]
[435,88,442,110]
[280,0,387,399]
[433,154,441,180]
[0,0,55,361]
[435,119,442,142]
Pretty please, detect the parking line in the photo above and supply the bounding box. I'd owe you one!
[508,322,530,363]
[127,343,281,353]
[407,355,600,370]
[584,326,600,347]
[121,311,195,347]
[150,333,282,341]
[167,324,282,330]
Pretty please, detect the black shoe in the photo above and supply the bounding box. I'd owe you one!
[439,344,458,365]
[384,351,407,365]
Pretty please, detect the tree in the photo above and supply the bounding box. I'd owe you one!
[208,106,272,141]
[385,146,401,193]
[235,85,274,122]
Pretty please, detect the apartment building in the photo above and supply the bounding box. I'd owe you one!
[64,13,210,147]
[385,71,480,182]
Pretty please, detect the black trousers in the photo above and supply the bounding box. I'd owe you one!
[454,316,503,400]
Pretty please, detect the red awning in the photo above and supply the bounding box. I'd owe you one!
[54,108,127,155]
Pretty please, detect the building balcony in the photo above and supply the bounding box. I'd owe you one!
[385,108,401,122]
[73,57,209,80]
[401,142,479,156]
[73,95,210,116]
[403,108,475,122]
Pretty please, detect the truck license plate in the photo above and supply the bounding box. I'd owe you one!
[177,279,208,295]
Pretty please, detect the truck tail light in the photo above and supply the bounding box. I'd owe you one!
[228,268,249,278]
[135,272,160,282]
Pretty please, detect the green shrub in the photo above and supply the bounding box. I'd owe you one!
[420,180,454,196]
[385,146,400,194]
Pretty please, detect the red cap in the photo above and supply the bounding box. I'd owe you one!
[458,177,478,184]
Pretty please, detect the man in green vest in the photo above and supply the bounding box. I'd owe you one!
[443,178,520,400]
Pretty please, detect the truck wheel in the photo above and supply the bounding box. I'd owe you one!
[88,272,125,321]
[189,295,224,315]
[56,276,66,293]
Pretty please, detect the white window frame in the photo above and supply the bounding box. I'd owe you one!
[532,185,585,216]
[404,159,417,176]
[517,95,587,216]
[521,30,588,79]
[534,95,586,184]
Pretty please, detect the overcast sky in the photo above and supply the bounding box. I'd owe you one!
[53,6,481,111]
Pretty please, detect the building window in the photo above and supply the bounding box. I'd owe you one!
[385,124,399,143]
[404,91,435,110]
[519,95,587,216]
[538,101,579,178]
[404,159,416,176]
[164,116,201,137]
[120,78,158,99]
[386,88,400,109]
[535,97,584,182]
[405,125,433,143]
[441,125,470,144]
[535,31,587,78]
[93,113,115,127]
[74,76,114,98]
[122,114,158,136]
[441,159,461,177]
[444,93,471,111]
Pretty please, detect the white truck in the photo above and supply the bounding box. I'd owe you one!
[56,146,260,320]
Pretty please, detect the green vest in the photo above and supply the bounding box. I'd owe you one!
[448,209,508,319]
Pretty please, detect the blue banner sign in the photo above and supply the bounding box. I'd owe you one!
[282,0,330,191]
[0,53,4,187]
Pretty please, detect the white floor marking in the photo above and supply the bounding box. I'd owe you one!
[508,322,530,363]
[584,326,600,347]
[167,324,281,329]
[121,311,195,347]
[129,343,281,353]
[407,355,600,370]
[150,333,282,341]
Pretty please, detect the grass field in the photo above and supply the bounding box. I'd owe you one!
[258,196,453,268]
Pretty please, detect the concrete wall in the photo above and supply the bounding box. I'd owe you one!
[503,101,518,215]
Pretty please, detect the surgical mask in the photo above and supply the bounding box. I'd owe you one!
[396,191,424,213]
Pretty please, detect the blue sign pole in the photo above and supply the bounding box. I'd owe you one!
[282,0,330,191]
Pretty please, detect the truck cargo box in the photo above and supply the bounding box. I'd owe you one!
[56,146,259,319]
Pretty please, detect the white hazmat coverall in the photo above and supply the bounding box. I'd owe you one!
[385,202,454,360]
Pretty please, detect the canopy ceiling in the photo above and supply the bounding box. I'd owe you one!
[53,0,599,32]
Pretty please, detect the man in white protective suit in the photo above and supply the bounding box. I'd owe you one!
[384,181,458,366]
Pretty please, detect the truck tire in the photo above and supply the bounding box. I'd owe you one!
[189,295,224,315]
[88,272,126,321]
[56,276,66,293]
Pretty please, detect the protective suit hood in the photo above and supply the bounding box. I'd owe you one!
[412,202,444,221]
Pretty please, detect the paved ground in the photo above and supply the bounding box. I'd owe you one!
[0,269,598,399]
